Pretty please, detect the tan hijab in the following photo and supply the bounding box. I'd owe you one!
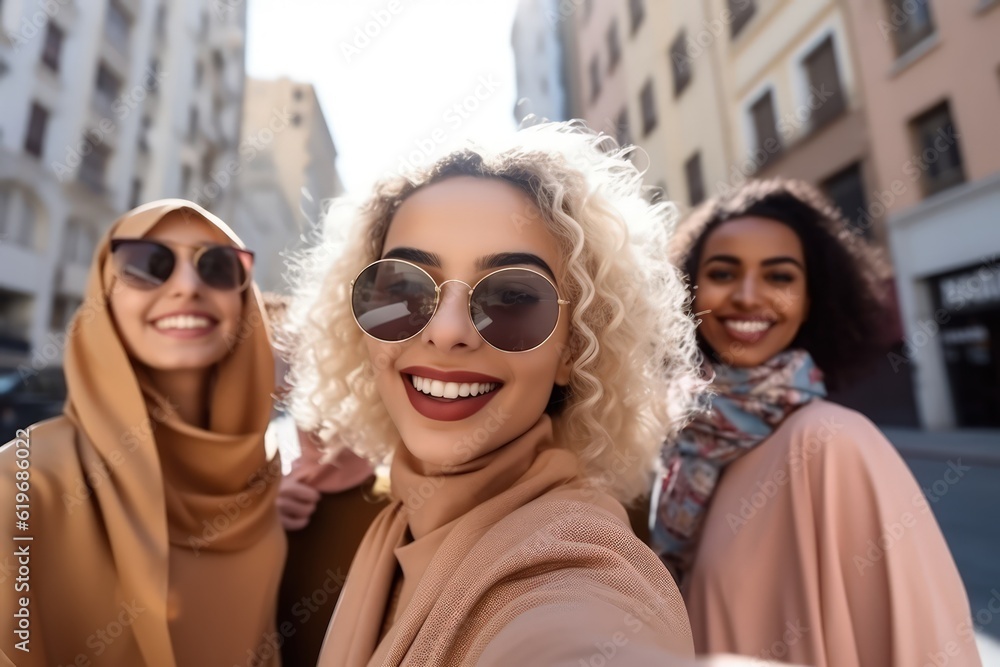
[0,200,284,666]
[318,416,694,666]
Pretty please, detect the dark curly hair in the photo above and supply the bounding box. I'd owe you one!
[670,178,889,391]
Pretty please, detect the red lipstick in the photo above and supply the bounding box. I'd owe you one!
[400,366,503,422]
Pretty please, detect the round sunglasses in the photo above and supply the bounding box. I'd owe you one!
[110,239,254,292]
[350,258,570,353]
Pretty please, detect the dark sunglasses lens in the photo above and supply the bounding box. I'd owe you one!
[471,270,560,352]
[114,241,175,289]
[198,247,251,290]
[352,261,437,341]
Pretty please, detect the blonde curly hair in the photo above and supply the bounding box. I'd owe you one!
[282,122,704,505]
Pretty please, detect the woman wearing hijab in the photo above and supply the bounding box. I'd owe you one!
[654,179,981,666]
[283,123,707,666]
[0,200,285,667]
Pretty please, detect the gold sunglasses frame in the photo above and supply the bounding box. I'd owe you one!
[350,258,571,353]
[110,238,255,292]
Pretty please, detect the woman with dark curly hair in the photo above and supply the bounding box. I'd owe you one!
[653,179,981,667]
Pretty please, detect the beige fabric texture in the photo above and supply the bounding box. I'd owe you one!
[684,400,982,667]
[318,415,694,666]
[0,200,285,667]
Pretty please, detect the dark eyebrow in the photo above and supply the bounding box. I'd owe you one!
[476,252,557,281]
[381,248,557,281]
[704,254,804,270]
[761,256,805,270]
[703,254,740,265]
[381,247,441,267]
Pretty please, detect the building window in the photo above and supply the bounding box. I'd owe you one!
[729,0,755,38]
[821,163,870,237]
[685,152,705,206]
[194,60,204,88]
[41,22,64,72]
[885,0,934,56]
[670,31,692,97]
[50,295,82,332]
[909,100,965,197]
[138,115,151,154]
[94,62,121,116]
[78,133,110,193]
[640,79,657,136]
[155,4,167,38]
[61,219,96,264]
[188,106,198,142]
[24,103,49,158]
[749,89,781,168]
[291,113,302,127]
[629,0,645,34]
[0,289,35,346]
[293,87,304,101]
[589,55,601,103]
[0,185,38,249]
[105,0,130,54]
[615,107,632,147]
[607,20,621,72]
[129,178,142,209]
[181,165,193,196]
[803,35,846,129]
[146,59,161,93]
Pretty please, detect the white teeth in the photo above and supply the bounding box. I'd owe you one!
[410,375,498,399]
[724,320,772,333]
[154,315,213,330]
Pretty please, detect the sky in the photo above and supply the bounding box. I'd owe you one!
[246,0,522,195]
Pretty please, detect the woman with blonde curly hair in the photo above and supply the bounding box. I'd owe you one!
[282,122,706,666]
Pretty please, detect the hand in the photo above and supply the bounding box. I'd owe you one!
[276,474,322,531]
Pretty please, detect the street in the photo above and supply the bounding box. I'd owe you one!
[890,428,1000,663]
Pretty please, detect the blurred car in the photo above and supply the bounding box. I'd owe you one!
[0,366,67,445]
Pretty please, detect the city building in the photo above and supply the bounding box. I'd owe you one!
[511,0,569,123]
[232,78,342,293]
[713,0,878,242]
[842,0,1000,428]
[533,0,926,424]
[558,0,880,224]
[0,0,248,366]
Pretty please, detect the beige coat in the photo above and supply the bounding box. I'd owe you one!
[684,400,981,666]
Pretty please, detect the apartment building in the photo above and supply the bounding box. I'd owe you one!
[233,78,342,293]
[842,0,1000,428]
[529,0,926,424]
[511,0,569,123]
[0,0,247,364]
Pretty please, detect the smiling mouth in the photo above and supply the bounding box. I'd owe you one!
[152,315,217,331]
[401,372,503,422]
[718,318,777,344]
[407,374,502,400]
[722,319,774,334]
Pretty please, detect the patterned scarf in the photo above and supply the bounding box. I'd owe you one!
[653,349,826,583]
